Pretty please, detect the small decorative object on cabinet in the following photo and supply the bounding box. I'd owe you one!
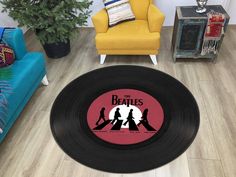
[171,5,230,62]
[196,0,208,13]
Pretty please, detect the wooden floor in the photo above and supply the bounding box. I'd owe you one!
[0,26,236,177]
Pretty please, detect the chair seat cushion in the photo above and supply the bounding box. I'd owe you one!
[95,20,160,50]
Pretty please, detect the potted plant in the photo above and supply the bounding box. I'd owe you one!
[0,0,93,59]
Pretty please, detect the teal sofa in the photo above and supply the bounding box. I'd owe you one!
[0,28,48,143]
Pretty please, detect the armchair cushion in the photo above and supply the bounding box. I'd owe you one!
[104,0,135,27]
[148,4,165,33]
[92,9,109,33]
[95,20,160,50]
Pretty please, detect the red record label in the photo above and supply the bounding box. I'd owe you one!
[87,89,164,145]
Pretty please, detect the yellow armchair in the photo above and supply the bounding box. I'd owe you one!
[92,0,165,65]
[92,9,108,33]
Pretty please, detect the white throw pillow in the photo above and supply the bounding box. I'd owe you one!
[103,0,135,26]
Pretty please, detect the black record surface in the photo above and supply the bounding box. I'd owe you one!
[50,65,200,173]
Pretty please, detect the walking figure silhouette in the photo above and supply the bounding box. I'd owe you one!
[96,107,106,125]
[137,109,149,126]
[123,109,134,126]
[111,108,121,124]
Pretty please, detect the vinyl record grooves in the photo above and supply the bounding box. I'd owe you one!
[50,65,200,173]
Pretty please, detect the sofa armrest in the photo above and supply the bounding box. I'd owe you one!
[148,4,165,33]
[3,28,27,60]
[92,9,109,33]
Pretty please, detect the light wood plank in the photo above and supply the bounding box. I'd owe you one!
[123,169,155,177]
[155,154,190,177]
[188,159,225,177]
[199,81,236,177]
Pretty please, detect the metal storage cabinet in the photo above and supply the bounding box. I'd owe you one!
[171,5,230,62]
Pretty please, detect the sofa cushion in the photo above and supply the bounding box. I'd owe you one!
[0,52,45,125]
[104,0,135,27]
[3,29,27,60]
[95,20,160,50]
[0,44,15,68]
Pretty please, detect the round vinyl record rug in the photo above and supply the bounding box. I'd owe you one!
[50,65,200,173]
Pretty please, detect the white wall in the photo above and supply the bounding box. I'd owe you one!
[0,0,235,29]
[88,0,104,26]
[227,0,236,24]
[0,4,27,32]
[88,0,235,27]
[0,4,18,27]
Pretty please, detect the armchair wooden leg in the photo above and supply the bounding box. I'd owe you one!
[42,75,49,86]
[149,55,158,65]
[100,55,106,64]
